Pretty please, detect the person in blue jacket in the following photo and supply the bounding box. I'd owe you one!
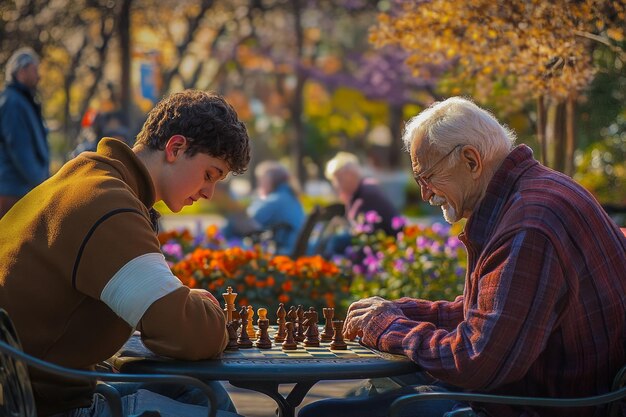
[247,160,305,255]
[0,47,49,218]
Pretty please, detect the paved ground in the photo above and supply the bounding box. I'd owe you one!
[224,379,365,417]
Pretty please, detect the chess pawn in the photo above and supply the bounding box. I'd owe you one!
[226,320,240,351]
[281,321,298,350]
[237,306,253,348]
[321,307,334,342]
[222,286,238,323]
[256,307,268,339]
[330,320,347,350]
[255,318,272,349]
[246,306,256,340]
[275,303,287,343]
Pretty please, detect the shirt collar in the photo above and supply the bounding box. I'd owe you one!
[462,144,538,247]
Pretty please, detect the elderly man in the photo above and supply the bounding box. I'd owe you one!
[0,47,49,218]
[300,97,626,417]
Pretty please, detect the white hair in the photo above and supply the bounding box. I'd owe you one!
[5,47,39,82]
[402,97,516,166]
[324,151,362,181]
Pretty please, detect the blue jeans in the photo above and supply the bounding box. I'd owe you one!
[298,374,467,417]
[50,381,239,417]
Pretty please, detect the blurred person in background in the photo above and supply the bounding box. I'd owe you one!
[0,47,49,218]
[323,151,400,255]
[247,160,305,255]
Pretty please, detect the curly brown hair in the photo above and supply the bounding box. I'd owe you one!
[135,90,251,175]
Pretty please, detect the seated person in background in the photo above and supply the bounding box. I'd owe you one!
[214,181,263,241]
[300,97,626,417]
[247,160,305,255]
[0,90,251,417]
[323,151,400,254]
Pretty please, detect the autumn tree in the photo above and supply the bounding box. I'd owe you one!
[370,0,626,175]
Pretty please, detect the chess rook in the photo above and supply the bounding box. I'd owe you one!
[321,307,334,342]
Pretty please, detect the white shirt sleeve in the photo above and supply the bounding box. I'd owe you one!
[100,252,183,327]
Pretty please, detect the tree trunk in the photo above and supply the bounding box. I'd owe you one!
[536,96,546,165]
[119,0,132,126]
[291,0,306,187]
[553,102,566,173]
[565,95,576,177]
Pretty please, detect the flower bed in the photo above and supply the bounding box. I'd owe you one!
[158,215,467,317]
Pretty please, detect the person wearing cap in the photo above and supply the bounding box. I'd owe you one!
[0,47,49,218]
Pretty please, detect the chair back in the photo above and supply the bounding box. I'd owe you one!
[0,308,37,417]
[291,203,346,258]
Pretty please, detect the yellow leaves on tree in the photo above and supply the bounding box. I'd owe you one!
[370,0,626,102]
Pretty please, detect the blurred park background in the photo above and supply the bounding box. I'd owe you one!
[2,1,626,311]
[1,0,625,216]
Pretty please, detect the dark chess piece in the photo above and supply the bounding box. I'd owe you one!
[275,303,287,343]
[303,308,320,347]
[295,305,305,342]
[281,321,298,350]
[321,307,334,342]
[255,318,272,349]
[330,320,347,350]
[226,320,240,351]
[237,306,253,348]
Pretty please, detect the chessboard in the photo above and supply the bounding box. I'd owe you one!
[222,339,379,360]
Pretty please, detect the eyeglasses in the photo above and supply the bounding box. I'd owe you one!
[413,144,464,189]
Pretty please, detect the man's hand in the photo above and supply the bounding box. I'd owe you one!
[343,296,403,340]
[191,288,220,307]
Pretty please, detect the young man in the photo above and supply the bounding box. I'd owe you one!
[301,97,626,417]
[0,90,251,417]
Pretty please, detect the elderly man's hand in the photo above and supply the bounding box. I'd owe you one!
[343,296,404,340]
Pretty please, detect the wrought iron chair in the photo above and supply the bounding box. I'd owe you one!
[0,308,238,417]
[388,365,626,417]
[291,203,347,258]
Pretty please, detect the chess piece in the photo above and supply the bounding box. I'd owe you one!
[303,309,320,347]
[237,306,253,348]
[246,306,256,340]
[255,318,272,349]
[256,307,268,338]
[281,321,298,350]
[330,320,347,350]
[295,305,305,342]
[222,286,237,323]
[226,320,240,351]
[321,307,334,342]
[275,303,287,343]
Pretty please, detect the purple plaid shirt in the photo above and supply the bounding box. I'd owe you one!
[362,145,626,417]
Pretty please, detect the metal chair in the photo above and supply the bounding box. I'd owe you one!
[388,365,626,417]
[291,203,347,258]
[0,308,231,417]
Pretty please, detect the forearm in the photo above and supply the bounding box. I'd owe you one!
[393,295,464,330]
[139,287,228,360]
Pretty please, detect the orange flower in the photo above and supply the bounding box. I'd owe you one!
[245,274,256,286]
[281,281,292,292]
[266,276,275,286]
[278,294,290,304]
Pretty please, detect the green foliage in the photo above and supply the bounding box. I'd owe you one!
[574,115,626,205]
